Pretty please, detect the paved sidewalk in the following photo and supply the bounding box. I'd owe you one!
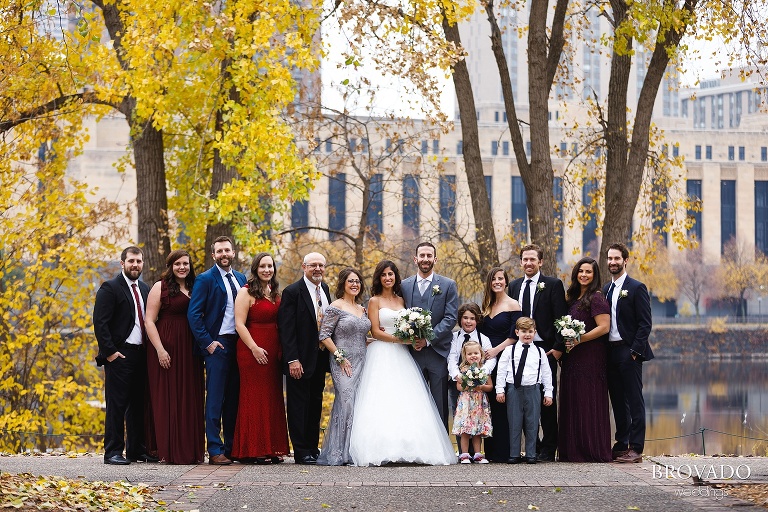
[2,453,766,511]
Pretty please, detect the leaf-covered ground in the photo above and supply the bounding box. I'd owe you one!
[0,472,162,511]
[722,483,768,509]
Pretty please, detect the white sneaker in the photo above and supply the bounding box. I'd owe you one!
[459,453,471,464]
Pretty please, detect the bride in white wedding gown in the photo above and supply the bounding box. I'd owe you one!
[349,261,456,466]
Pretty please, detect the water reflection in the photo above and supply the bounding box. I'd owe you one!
[640,360,768,456]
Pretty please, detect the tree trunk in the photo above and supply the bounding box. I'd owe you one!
[441,12,499,277]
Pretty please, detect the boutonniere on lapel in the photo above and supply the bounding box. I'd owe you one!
[432,285,441,296]
[536,282,545,294]
[619,290,628,299]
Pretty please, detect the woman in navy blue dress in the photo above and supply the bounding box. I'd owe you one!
[479,267,522,462]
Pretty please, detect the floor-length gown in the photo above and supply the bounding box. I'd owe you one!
[558,293,612,462]
[146,283,205,464]
[316,306,371,466]
[232,296,289,460]
[349,308,457,466]
[480,310,522,462]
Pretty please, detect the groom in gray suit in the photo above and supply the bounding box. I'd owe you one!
[402,242,458,429]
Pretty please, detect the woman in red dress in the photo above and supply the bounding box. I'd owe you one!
[145,249,205,464]
[232,252,288,464]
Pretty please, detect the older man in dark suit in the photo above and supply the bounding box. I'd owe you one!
[278,252,331,464]
[508,244,567,462]
[93,246,158,465]
[604,242,653,463]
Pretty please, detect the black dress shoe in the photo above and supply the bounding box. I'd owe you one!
[295,455,317,465]
[507,457,522,464]
[526,457,538,464]
[128,453,159,463]
[536,453,555,462]
[105,455,130,465]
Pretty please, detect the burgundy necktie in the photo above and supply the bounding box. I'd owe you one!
[131,283,146,341]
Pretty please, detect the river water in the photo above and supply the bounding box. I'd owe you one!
[640,359,768,456]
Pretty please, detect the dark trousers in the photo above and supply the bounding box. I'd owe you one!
[286,359,328,459]
[411,346,449,430]
[203,334,240,457]
[607,344,646,453]
[485,368,510,462]
[507,383,541,459]
[536,353,558,458]
[103,344,147,460]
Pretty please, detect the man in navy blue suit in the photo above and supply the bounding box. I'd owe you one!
[604,242,653,463]
[188,236,247,465]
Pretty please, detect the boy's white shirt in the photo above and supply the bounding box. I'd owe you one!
[447,329,496,379]
[495,342,553,397]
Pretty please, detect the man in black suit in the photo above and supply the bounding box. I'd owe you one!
[93,246,158,465]
[604,242,653,463]
[508,243,567,462]
[278,252,331,465]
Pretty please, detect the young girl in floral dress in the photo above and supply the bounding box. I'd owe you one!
[452,340,494,463]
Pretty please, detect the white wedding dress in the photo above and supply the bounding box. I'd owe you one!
[348,308,456,466]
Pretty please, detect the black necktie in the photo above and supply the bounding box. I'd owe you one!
[607,282,615,303]
[514,343,530,389]
[522,279,532,317]
[225,273,238,304]
[463,333,471,345]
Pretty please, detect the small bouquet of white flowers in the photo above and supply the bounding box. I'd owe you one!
[459,363,487,390]
[393,307,435,346]
[553,315,587,353]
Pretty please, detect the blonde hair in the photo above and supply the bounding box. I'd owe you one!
[516,316,536,331]
[459,340,486,369]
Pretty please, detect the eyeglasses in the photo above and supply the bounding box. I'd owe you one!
[305,263,325,269]
[347,279,361,285]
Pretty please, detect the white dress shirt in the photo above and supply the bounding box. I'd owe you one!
[303,275,329,321]
[495,342,553,397]
[517,272,543,342]
[217,265,240,336]
[608,273,628,342]
[122,272,145,346]
[447,329,496,380]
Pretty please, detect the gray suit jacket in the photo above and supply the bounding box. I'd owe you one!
[401,273,458,358]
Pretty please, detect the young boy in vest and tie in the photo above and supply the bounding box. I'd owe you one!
[495,317,553,464]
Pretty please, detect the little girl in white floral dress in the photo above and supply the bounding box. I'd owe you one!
[452,340,494,463]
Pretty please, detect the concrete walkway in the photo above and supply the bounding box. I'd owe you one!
[2,454,766,511]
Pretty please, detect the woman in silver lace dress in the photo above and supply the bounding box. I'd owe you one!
[316,268,371,466]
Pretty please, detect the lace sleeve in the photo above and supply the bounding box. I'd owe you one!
[318,306,342,341]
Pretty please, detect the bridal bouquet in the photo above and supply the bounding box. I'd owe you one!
[393,307,435,346]
[459,363,487,390]
[554,315,587,352]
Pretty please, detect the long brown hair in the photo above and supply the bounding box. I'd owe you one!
[335,268,365,303]
[160,249,195,297]
[566,257,603,311]
[481,266,508,317]
[370,260,402,297]
[246,252,280,301]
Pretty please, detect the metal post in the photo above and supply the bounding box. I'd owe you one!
[700,428,706,455]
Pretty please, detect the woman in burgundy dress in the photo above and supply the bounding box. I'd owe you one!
[479,267,522,462]
[557,257,612,462]
[145,249,205,464]
[232,252,288,464]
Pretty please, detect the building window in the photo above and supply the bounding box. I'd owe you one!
[494,111,499,122]
[756,181,768,255]
[439,175,456,240]
[681,99,689,118]
[491,141,498,156]
[433,139,439,154]
[328,174,346,240]
[502,141,509,156]
[457,140,463,155]
[325,139,333,153]
[695,145,701,160]
[349,138,357,152]
[485,176,493,206]
[762,147,767,162]
[291,200,309,238]
[313,138,321,153]
[686,180,702,242]
[421,140,428,154]
[511,176,528,239]
[673,145,679,158]
[366,173,383,242]
[739,146,745,161]
[525,141,531,156]
[652,181,668,246]
[361,138,369,154]
[728,146,735,161]
[706,145,712,160]
[559,142,567,157]
[582,180,599,255]
[403,175,420,239]
[553,177,563,258]
[721,180,736,253]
